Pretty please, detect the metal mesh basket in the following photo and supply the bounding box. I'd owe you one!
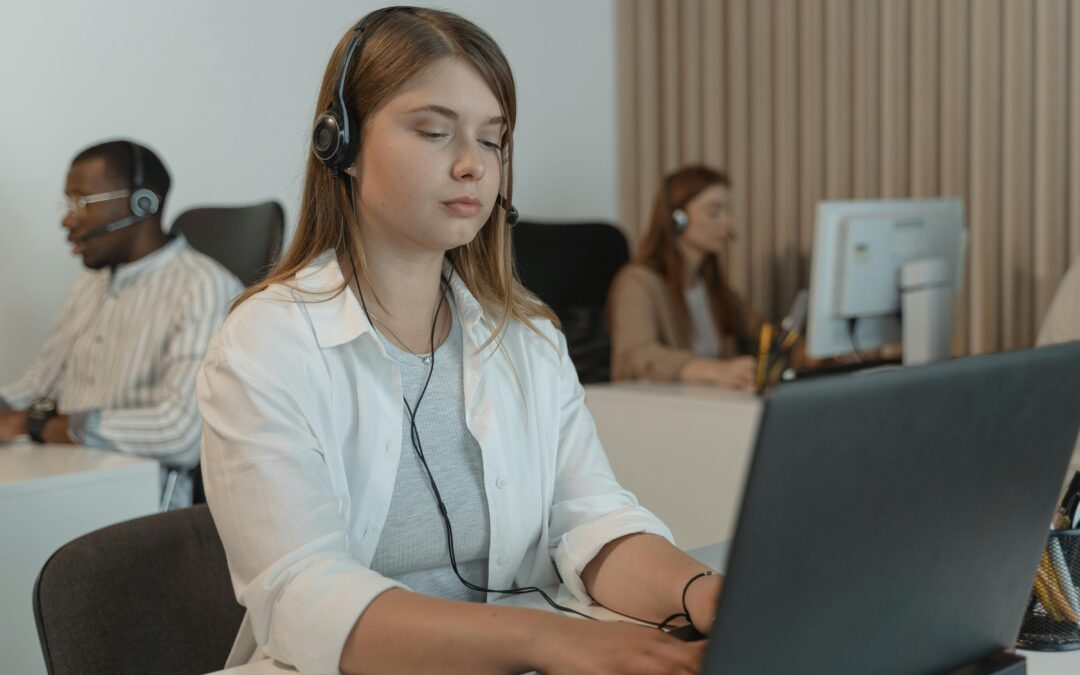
[1016,529,1080,651]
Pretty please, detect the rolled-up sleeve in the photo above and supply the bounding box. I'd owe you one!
[198,344,404,675]
[546,330,674,604]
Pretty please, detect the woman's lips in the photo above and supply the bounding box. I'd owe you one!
[441,200,482,217]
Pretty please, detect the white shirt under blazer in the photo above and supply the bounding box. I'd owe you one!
[197,251,674,675]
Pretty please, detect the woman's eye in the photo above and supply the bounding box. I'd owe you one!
[479,139,502,151]
[419,131,447,140]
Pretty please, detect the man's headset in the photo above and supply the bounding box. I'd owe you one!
[311,6,519,225]
[76,142,161,243]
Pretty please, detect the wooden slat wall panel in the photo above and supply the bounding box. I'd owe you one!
[616,0,1079,354]
[1000,0,1035,349]
[797,0,825,284]
[726,0,751,297]
[773,0,800,313]
[852,0,880,198]
[700,0,725,168]
[1033,0,1069,323]
[940,0,971,353]
[824,0,853,200]
[910,0,939,197]
[968,0,1003,355]
[680,0,703,163]
[659,0,681,171]
[750,0,775,315]
[880,0,911,197]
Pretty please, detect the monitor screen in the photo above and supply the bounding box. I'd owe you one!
[805,199,966,359]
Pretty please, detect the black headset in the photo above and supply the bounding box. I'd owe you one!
[312,6,519,225]
[129,142,160,219]
[75,141,160,243]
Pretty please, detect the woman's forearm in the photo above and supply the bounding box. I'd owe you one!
[581,533,718,625]
[338,588,557,675]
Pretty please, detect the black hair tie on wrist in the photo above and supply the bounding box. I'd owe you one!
[656,570,716,631]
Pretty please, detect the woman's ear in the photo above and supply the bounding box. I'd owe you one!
[345,165,358,177]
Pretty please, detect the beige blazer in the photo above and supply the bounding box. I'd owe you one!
[608,263,754,382]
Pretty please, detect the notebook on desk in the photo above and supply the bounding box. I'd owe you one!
[689,342,1080,675]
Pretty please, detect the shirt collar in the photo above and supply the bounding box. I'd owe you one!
[108,234,187,294]
[297,250,491,350]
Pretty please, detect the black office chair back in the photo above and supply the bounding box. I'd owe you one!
[171,201,284,287]
[34,505,243,675]
[512,221,629,383]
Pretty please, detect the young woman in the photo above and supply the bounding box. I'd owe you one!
[198,8,720,675]
[608,166,761,390]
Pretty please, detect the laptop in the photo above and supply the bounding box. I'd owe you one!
[693,342,1080,674]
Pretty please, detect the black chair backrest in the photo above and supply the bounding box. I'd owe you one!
[170,201,284,287]
[512,221,630,383]
[34,505,243,675]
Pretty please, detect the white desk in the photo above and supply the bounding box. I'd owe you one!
[0,441,160,675]
[206,541,1080,675]
[584,383,762,549]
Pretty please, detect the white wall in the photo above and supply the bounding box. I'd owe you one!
[0,0,619,382]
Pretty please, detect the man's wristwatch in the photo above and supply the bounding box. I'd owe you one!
[27,398,58,443]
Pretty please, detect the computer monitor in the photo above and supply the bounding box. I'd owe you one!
[805,199,967,361]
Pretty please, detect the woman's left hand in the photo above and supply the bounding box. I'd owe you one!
[683,573,724,634]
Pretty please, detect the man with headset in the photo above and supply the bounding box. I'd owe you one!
[0,140,241,508]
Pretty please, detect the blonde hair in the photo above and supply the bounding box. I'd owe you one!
[234,7,558,347]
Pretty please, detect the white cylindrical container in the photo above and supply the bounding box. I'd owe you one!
[900,258,952,366]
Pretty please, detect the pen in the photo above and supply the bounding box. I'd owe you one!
[756,322,773,392]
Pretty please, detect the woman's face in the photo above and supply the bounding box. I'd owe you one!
[353,56,506,257]
[680,183,735,255]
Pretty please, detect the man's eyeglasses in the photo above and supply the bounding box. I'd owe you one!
[59,190,130,217]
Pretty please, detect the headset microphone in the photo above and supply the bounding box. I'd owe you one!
[495,194,519,226]
[75,215,145,244]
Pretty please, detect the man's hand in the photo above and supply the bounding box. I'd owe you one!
[42,415,73,444]
[0,410,29,441]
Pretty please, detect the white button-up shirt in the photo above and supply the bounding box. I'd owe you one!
[1,236,241,506]
[197,251,673,675]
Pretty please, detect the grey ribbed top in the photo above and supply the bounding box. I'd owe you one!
[369,296,490,602]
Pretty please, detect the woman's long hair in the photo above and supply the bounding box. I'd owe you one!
[234,7,557,345]
[634,165,747,343]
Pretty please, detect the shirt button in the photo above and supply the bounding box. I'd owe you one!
[384,442,392,457]
[475,405,486,416]
[497,556,509,567]
[495,477,507,490]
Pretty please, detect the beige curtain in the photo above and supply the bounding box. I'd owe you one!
[617,0,1080,355]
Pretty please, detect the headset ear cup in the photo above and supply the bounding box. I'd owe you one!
[672,208,690,234]
[313,112,347,168]
[131,188,159,218]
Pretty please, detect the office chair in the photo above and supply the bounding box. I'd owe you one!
[170,201,285,287]
[33,505,243,675]
[511,221,630,383]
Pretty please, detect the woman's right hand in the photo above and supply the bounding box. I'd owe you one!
[679,356,757,391]
[529,615,706,675]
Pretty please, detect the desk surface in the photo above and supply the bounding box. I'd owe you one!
[0,440,156,492]
[207,542,1080,675]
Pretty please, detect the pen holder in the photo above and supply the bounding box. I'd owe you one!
[1016,528,1080,651]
